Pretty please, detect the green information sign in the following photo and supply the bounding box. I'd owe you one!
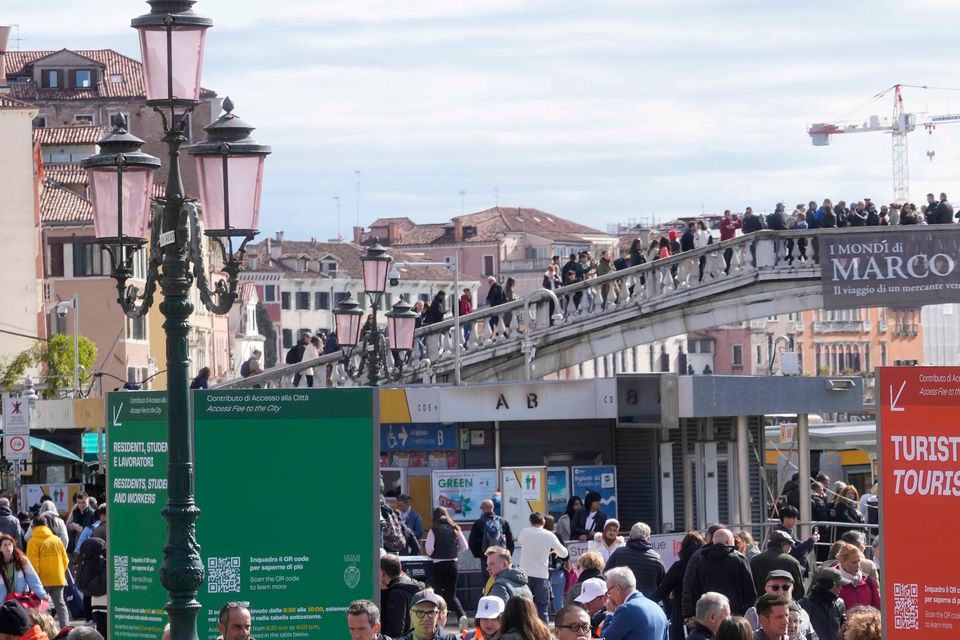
[106,391,170,640]
[108,388,379,640]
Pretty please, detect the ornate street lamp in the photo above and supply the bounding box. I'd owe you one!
[80,3,269,639]
[333,247,419,386]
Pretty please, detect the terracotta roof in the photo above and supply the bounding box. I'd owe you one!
[245,239,466,281]
[40,183,92,225]
[33,125,103,146]
[0,95,35,110]
[4,48,216,101]
[44,163,87,186]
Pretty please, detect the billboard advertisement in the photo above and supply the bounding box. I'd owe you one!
[819,228,960,309]
[431,469,498,522]
[880,366,960,639]
[502,466,546,535]
[572,465,618,519]
[547,467,570,515]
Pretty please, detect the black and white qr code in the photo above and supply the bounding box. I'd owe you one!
[894,583,919,630]
[113,555,129,592]
[207,557,241,593]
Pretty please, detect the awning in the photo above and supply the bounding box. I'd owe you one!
[29,437,84,463]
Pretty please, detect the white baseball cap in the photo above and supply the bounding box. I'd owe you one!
[574,577,607,604]
[476,595,505,619]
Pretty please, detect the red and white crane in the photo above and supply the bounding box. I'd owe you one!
[808,84,960,204]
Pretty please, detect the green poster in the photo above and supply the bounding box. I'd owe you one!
[106,391,170,640]
[193,388,379,639]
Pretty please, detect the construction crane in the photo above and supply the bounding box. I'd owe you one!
[808,84,960,204]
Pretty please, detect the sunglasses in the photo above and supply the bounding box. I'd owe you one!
[767,584,792,592]
[558,623,591,633]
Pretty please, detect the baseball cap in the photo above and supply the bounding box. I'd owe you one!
[476,596,505,619]
[766,569,794,583]
[603,518,620,530]
[411,590,441,608]
[770,530,796,546]
[0,600,30,635]
[575,578,607,604]
[815,566,849,587]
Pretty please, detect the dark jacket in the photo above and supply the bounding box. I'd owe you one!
[830,501,865,539]
[430,523,459,560]
[424,296,446,324]
[565,568,605,607]
[766,211,787,231]
[485,283,507,307]
[749,547,805,599]
[468,513,514,558]
[76,537,107,597]
[682,544,756,617]
[742,213,764,234]
[680,229,696,252]
[936,199,955,224]
[800,586,846,640]
[774,523,813,574]
[0,507,22,548]
[821,211,837,228]
[570,509,608,540]
[382,574,425,638]
[686,622,714,640]
[653,556,691,640]
[561,259,585,284]
[488,568,534,602]
[605,538,665,598]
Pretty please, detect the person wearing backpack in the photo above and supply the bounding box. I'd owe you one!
[380,554,425,638]
[286,333,311,387]
[240,349,263,386]
[468,500,514,584]
[76,536,107,637]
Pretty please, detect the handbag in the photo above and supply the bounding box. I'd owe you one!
[2,569,47,611]
[64,569,84,619]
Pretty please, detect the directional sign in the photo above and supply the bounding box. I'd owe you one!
[380,423,455,452]
[880,366,960,639]
[4,435,28,460]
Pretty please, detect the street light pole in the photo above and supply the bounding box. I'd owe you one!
[72,294,79,397]
[81,5,271,639]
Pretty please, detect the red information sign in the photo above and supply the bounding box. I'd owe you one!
[880,366,960,638]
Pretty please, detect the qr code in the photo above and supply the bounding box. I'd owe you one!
[113,555,129,592]
[207,557,241,593]
[894,583,919,630]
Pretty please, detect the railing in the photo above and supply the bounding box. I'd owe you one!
[215,226,920,389]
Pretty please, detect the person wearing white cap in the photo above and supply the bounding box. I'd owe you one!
[573,577,608,636]
[587,518,624,563]
[464,595,504,640]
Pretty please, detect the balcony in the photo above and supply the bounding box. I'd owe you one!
[814,320,868,333]
[500,258,547,273]
[894,323,919,337]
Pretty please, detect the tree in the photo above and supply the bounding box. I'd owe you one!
[39,334,97,398]
[255,302,277,368]
[0,347,39,389]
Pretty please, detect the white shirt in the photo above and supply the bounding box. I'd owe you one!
[588,534,625,563]
[517,526,569,580]
[585,512,597,532]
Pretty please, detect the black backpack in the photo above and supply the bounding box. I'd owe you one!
[240,360,251,377]
[77,538,107,597]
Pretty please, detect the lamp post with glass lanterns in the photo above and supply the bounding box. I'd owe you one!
[333,244,419,386]
[80,2,270,639]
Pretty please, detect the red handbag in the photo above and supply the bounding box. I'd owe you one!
[5,591,46,610]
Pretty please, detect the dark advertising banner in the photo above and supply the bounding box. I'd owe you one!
[819,228,960,309]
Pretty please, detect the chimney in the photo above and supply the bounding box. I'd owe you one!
[275,230,284,243]
[0,26,10,90]
[268,237,281,261]
[454,218,463,243]
[353,225,364,244]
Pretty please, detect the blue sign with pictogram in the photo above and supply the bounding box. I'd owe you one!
[380,423,456,451]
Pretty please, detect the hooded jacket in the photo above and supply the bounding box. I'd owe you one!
[588,531,625,563]
[26,502,68,549]
[681,544,756,617]
[76,537,107,597]
[382,573,425,638]
[800,586,846,640]
[0,506,22,546]
[604,538,665,598]
[488,567,533,602]
[26,525,68,587]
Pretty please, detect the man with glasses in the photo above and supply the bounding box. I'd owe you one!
[218,601,252,640]
[554,605,592,640]
[748,531,804,599]
[572,577,607,637]
[599,566,668,640]
[398,590,443,640]
[744,571,815,639]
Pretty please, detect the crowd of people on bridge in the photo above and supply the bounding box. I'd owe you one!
[365,476,882,640]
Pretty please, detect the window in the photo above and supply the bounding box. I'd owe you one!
[41,70,61,89]
[483,255,495,276]
[296,257,308,272]
[72,69,93,88]
[699,339,712,353]
[74,114,94,125]
[47,243,64,277]
[281,292,291,310]
[295,292,310,310]
[126,315,147,341]
[32,115,46,128]
[756,345,762,365]
[315,292,330,310]
[418,293,430,303]
[321,260,338,276]
[262,285,276,302]
[282,329,293,349]
[687,339,698,354]
[732,344,743,367]
[72,242,104,276]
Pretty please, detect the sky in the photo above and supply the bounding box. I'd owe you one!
[9,0,960,240]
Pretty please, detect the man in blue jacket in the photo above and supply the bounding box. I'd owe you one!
[601,566,668,640]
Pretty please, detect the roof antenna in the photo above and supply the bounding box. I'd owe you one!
[10,25,23,51]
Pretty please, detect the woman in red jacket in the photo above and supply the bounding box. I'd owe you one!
[835,542,880,610]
